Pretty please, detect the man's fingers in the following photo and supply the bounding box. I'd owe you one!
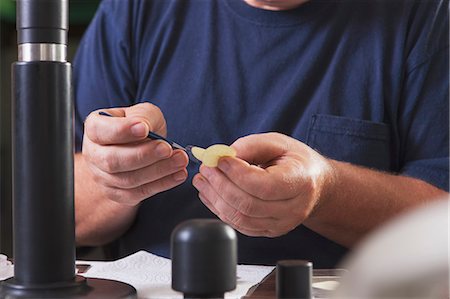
[89,150,189,188]
[196,166,294,218]
[101,169,188,206]
[194,177,280,236]
[124,102,167,134]
[216,156,305,200]
[85,110,149,145]
[85,103,167,145]
[83,138,175,173]
[231,132,292,165]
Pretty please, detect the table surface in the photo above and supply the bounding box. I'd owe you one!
[2,264,342,299]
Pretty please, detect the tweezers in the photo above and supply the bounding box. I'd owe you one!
[98,111,199,163]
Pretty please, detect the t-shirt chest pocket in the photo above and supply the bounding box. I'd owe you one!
[306,114,393,171]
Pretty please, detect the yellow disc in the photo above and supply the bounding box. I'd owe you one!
[201,144,236,167]
[191,146,206,161]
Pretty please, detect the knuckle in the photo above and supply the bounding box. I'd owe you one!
[89,169,103,185]
[138,184,155,199]
[232,225,245,235]
[84,162,108,185]
[103,186,123,203]
[206,192,219,206]
[256,183,276,200]
[215,179,228,197]
[138,101,155,112]
[266,230,281,238]
[227,209,243,229]
[137,181,166,199]
[154,163,166,178]
[238,199,256,217]
[139,102,166,131]
[205,172,227,197]
[99,151,120,173]
[106,187,140,206]
[85,151,120,176]
[81,144,94,164]
[133,146,148,166]
[232,136,245,148]
[84,113,101,143]
[215,211,226,223]
[266,222,287,237]
[113,174,137,189]
[147,103,163,119]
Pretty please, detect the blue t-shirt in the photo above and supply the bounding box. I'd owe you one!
[73,0,449,268]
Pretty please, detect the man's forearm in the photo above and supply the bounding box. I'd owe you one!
[74,153,139,246]
[304,160,448,248]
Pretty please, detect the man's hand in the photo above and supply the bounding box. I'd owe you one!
[192,132,335,237]
[82,102,189,206]
[193,132,448,247]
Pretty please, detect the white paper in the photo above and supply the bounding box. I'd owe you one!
[312,280,340,291]
[79,251,274,299]
[0,254,14,281]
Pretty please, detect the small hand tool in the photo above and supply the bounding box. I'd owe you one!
[99,111,200,163]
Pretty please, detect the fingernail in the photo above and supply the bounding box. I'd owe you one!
[130,122,147,137]
[173,171,187,182]
[172,152,187,167]
[155,142,171,158]
[218,159,230,172]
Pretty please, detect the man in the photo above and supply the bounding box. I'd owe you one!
[73,0,449,268]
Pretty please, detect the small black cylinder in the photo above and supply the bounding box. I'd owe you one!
[17,0,68,44]
[171,219,237,298]
[276,260,312,299]
[12,61,75,285]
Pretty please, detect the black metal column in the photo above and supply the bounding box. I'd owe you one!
[11,0,77,287]
[0,1,137,297]
[12,61,75,285]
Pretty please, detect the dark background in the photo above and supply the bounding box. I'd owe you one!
[0,0,100,258]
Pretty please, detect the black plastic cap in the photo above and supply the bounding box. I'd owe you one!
[276,260,312,299]
[171,219,237,298]
[17,0,68,44]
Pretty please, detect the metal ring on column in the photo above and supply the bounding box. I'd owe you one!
[18,43,67,62]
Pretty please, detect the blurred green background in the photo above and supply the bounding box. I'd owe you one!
[0,0,100,258]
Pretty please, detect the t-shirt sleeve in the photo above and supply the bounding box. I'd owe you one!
[72,0,136,152]
[398,2,449,191]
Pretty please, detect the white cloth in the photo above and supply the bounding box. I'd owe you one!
[79,251,274,299]
[0,254,13,281]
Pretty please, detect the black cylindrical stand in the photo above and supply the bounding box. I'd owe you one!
[12,61,75,285]
[0,0,137,297]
